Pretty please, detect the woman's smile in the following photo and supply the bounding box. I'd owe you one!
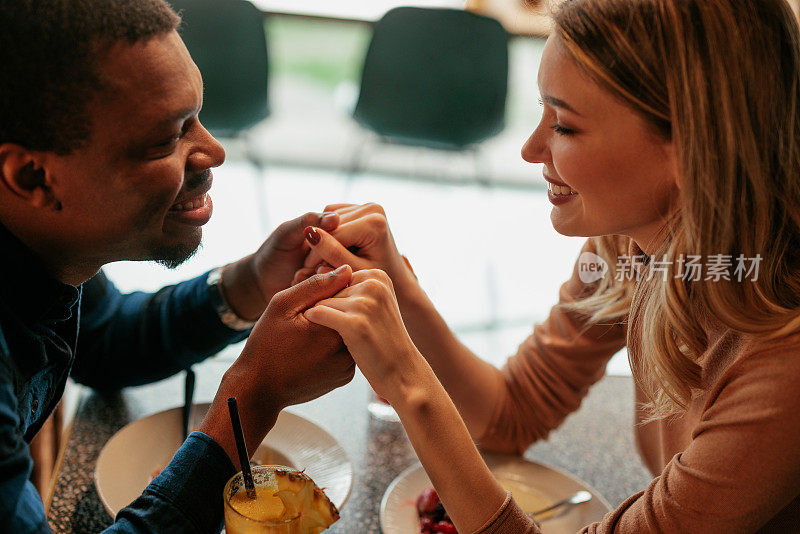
[547,181,580,206]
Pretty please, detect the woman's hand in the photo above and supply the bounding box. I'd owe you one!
[292,203,418,299]
[303,268,423,403]
[305,271,510,534]
[299,204,504,443]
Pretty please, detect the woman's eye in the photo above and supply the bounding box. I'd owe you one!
[538,99,575,135]
[550,124,575,136]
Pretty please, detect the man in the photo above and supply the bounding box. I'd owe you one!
[0,0,355,531]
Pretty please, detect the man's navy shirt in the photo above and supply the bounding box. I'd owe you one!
[0,223,250,532]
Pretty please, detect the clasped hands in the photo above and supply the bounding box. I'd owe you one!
[201,205,421,462]
[296,203,426,405]
[222,203,420,409]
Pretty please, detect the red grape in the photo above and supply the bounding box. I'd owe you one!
[416,487,441,516]
[433,521,458,534]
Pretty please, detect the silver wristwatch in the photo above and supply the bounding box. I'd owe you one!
[206,267,257,331]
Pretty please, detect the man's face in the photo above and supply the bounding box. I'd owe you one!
[44,30,225,268]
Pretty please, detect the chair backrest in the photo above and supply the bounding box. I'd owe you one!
[353,7,508,150]
[169,0,269,137]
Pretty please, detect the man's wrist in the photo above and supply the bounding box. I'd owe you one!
[207,262,259,329]
[220,256,275,320]
[200,374,281,464]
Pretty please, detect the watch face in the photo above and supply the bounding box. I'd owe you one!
[206,269,226,308]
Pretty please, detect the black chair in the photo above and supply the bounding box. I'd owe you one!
[352,6,508,171]
[169,0,269,138]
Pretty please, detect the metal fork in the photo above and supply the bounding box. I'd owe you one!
[527,490,592,521]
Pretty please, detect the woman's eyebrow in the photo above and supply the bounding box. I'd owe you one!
[542,94,582,116]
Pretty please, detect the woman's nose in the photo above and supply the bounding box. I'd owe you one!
[520,122,550,164]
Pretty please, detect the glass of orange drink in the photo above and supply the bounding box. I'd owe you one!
[223,465,302,534]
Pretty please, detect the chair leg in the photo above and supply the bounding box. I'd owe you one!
[343,134,372,199]
[241,132,271,234]
[472,146,492,187]
[251,161,271,234]
[347,134,371,177]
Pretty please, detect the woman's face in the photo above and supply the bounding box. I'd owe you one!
[522,35,680,254]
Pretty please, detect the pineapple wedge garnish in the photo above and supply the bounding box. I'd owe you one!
[271,468,339,533]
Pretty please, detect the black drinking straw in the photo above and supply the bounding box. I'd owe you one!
[227,397,257,499]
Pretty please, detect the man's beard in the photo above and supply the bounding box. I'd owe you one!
[153,240,202,269]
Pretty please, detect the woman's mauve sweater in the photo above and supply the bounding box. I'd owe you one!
[472,238,800,533]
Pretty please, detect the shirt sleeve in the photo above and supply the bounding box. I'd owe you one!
[110,431,236,533]
[71,270,250,391]
[476,238,629,454]
[1,364,235,534]
[0,372,53,533]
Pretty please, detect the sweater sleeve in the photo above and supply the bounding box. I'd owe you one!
[477,238,629,454]
[475,492,540,534]
[576,338,800,533]
[475,295,800,534]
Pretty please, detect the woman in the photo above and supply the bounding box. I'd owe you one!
[297,0,800,531]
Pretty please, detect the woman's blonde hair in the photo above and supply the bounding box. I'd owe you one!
[554,0,800,419]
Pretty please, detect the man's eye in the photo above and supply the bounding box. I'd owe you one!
[142,137,180,160]
[550,124,575,136]
[155,136,180,148]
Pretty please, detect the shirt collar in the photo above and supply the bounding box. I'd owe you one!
[0,222,80,324]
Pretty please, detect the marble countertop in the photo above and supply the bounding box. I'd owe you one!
[47,358,652,533]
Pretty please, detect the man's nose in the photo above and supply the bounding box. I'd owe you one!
[190,122,226,170]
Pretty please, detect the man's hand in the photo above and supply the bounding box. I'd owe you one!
[199,266,356,463]
[217,211,340,321]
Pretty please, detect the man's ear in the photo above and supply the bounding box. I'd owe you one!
[0,144,61,210]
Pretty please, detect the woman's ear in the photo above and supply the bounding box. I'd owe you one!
[0,144,61,210]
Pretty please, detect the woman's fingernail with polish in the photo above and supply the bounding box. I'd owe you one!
[304,226,320,245]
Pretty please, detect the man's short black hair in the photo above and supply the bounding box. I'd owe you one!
[0,0,181,154]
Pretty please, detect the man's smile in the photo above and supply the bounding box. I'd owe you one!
[169,191,209,212]
[166,172,213,226]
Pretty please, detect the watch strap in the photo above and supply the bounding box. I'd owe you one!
[206,267,256,331]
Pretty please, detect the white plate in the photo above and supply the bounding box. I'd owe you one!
[94,404,353,518]
[380,455,612,533]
